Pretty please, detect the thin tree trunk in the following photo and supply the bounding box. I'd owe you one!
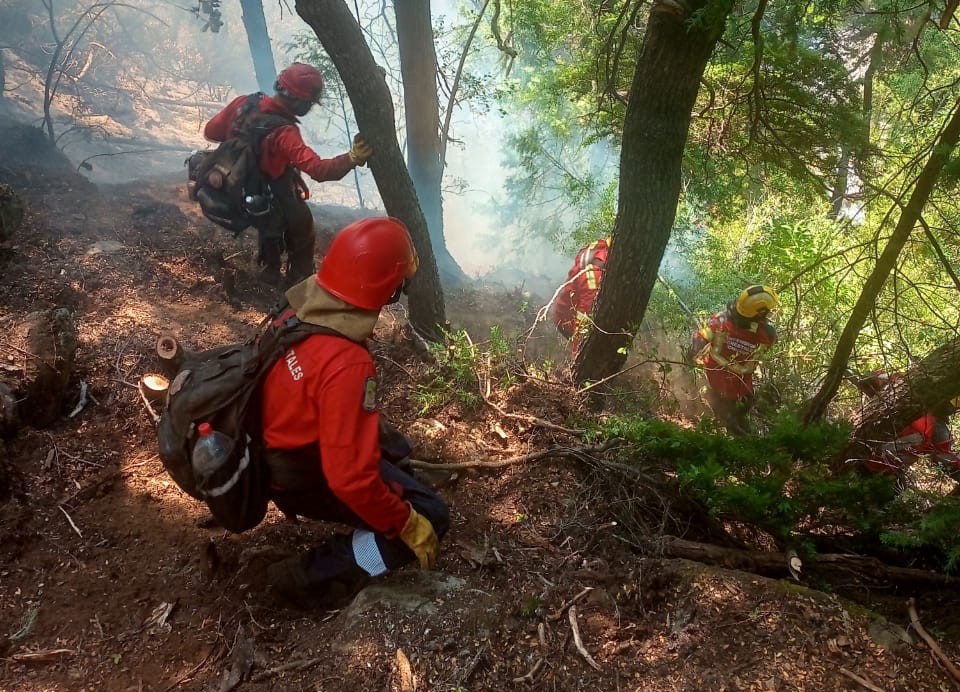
[573,0,733,386]
[240,0,277,94]
[394,0,469,286]
[804,98,960,423]
[296,0,446,340]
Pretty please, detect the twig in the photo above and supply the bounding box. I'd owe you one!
[138,380,161,424]
[483,397,585,436]
[58,505,83,538]
[458,643,485,686]
[161,645,221,691]
[907,597,960,683]
[511,656,546,684]
[0,340,55,369]
[567,606,601,671]
[249,656,324,682]
[68,380,89,418]
[551,587,594,621]
[11,648,74,663]
[408,442,616,472]
[839,668,886,692]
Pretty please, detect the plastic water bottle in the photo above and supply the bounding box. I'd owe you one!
[192,422,234,496]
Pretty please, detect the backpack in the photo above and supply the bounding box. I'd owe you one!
[156,304,340,533]
[186,93,294,235]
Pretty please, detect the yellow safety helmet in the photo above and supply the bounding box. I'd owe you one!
[734,284,780,320]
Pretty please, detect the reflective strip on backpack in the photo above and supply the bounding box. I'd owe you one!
[203,444,251,498]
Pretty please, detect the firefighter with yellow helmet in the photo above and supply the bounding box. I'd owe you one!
[694,285,779,435]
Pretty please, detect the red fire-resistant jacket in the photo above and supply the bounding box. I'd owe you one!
[864,413,960,474]
[260,333,410,535]
[702,309,777,400]
[204,94,355,184]
[553,238,611,341]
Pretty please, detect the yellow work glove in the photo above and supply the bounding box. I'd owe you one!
[348,134,373,166]
[399,505,439,569]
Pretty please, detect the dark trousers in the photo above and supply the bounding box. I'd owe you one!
[252,173,316,283]
[706,388,754,436]
[266,451,450,580]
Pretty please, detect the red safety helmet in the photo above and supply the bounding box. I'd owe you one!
[275,63,325,104]
[317,217,419,310]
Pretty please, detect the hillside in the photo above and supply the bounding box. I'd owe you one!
[0,123,958,692]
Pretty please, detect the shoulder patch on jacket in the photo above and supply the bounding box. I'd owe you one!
[362,377,378,411]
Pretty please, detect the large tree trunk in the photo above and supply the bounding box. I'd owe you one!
[296,0,446,340]
[240,0,277,94]
[573,0,732,385]
[394,0,469,287]
[804,98,960,423]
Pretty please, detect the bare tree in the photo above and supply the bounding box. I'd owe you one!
[240,0,277,94]
[296,0,446,340]
[394,0,470,286]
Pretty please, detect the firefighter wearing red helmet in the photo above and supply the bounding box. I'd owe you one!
[259,217,448,608]
[204,63,374,286]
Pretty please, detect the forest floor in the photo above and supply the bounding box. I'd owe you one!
[1,125,960,692]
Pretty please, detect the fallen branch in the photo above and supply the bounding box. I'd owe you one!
[550,587,594,621]
[658,536,960,588]
[908,597,960,683]
[68,380,89,418]
[408,441,618,472]
[511,656,545,684]
[11,648,74,663]
[483,397,585,436]
[58,504,83,538]
[838,667,886,692]
[568,606,601,671]
[249,656,324,682]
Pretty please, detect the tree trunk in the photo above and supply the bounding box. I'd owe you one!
[394,0,469,287]
[804,98,960,423]
[573,0,733,386]
[296,0,446,340]
[240,0,278,94]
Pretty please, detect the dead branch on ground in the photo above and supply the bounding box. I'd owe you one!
[838,668,885,692]
[908,597,960,683]
[568,606,601,671]
[408,440,619,472]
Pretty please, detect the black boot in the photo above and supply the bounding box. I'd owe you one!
[266,548,369,610]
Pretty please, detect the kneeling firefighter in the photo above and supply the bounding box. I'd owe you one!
[261,217,449,606]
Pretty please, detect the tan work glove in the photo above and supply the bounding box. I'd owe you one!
[348,134,373,166]
[399,505,439,569]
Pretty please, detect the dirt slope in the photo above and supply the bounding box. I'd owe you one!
[0,127,958,692]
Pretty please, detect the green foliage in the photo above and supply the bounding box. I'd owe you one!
[880,495,960,572]
[412,326,517,414]
[591,412,960,569]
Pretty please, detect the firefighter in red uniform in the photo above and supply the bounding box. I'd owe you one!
[260,217,449,607]
[695,285,779,435]
[552,237,611,352]
[204,63,373,287]
[854,371,960,486]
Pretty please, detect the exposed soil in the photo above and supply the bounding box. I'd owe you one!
[1,125,959,692]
